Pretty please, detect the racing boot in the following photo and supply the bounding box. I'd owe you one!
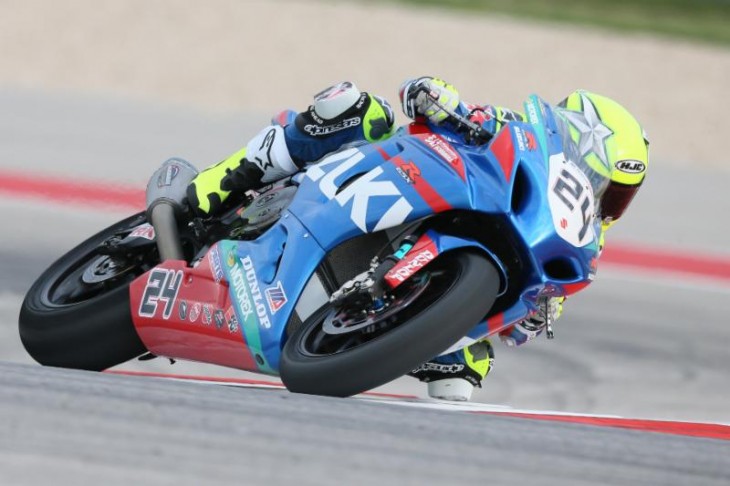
[186,123,298,216]
[410,339,494,401]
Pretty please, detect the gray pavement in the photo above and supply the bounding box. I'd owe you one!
[1,362,728,486]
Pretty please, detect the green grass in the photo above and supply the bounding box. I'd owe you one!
[386,0,730,45]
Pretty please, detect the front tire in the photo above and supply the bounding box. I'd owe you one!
[280,250,500,397]
[19,214,149,371]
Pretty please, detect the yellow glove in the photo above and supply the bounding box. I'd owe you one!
[400,77,460,124]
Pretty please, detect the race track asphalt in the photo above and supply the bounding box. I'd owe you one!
[1,362,729,486]
[1,88,729,484]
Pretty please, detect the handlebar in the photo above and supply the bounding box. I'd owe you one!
[416,86,493,145]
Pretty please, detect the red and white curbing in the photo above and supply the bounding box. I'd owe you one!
[106,370,730,441]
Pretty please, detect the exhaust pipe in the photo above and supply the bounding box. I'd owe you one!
[145,158,199,262]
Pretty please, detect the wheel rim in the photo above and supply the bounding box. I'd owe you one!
[297,258,462,358]
[41,216,151,308]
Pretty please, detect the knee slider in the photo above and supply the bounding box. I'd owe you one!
[312,81,364,120]
[313,82,394,141]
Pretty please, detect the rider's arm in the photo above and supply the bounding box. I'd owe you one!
[399,76,527,139]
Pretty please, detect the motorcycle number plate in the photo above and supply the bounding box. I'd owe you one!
[547,153,596,247]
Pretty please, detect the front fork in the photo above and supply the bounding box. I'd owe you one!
[329,229,508,311]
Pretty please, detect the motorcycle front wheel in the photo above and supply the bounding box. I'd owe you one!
[280,250,500,397]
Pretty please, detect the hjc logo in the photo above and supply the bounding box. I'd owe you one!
[615,160,645,174]
[307,148,413,232]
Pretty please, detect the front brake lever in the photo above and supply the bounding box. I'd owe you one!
[544,298,555,340]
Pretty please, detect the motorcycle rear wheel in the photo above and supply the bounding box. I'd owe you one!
[280,250,500,397]
[19,213,149,371]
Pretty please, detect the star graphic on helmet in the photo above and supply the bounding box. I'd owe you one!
[562,94,613,170]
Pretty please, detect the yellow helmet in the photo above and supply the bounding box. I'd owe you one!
[557,90,649,223]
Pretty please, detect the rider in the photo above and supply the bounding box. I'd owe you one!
[186,77,650,401]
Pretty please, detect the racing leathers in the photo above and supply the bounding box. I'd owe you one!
[186,78,563,400]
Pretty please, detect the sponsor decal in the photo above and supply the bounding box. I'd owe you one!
[207,247,224,283]
[138,269,183,319]
[615,159,645,174]
[129,223,155,240]
[514,126,526,151]
[525,131,537,151]
[226,249,236,268]
[303,117,361,137]
[189,303,201,323]
[412,362,465,374]
[414,133,465,181]
[395,167,413,185]
[230,256,271,329]
[230,264,253,324]
[214,309,225,330]
[526,102,540,125]
[202,304,212,325]
[265,281,288,314]
[157,163,180,188]
[513,126,536,152]
[225,307,239,333]
[394,160,421,185]
[385,249,436,284]
[242,256,271,329]
[307,148,413,233]
[178,300,188,320]
[423,134,459,164]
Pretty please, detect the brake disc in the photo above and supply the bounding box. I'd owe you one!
[81,255,135,284]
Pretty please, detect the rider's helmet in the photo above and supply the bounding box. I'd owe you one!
[557,90,649,225]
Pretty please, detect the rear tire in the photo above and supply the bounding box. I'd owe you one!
[280,250,500,397]
[19,214,148,371]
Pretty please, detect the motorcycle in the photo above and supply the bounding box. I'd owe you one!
[19,93,602,397]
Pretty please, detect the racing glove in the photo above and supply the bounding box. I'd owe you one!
[499,297,564,347]
[399,77,460,124]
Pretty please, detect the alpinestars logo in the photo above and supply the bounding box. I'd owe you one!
[303,117,361,137]
[265,281,288,314]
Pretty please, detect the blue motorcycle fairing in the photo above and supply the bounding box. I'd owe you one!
[219,95,602,373]
[218,212,325,374]
[291,138,482,250]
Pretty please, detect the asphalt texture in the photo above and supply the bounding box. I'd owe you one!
[1,362,729,486]
[1,88,730,484]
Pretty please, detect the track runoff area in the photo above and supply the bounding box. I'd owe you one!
[3,168,729,442]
